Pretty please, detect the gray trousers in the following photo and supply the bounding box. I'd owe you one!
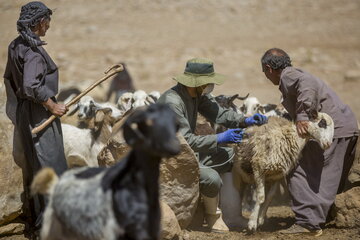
[198,146,234,198]
[288,136,357,230]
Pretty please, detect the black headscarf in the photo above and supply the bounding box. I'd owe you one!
[17,1,52,48]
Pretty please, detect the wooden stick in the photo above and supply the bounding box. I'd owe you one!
[31,64,124,134]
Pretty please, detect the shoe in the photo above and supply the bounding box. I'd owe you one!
[279,224,322,237]
[205,213,229,233]
[202,194,229,233]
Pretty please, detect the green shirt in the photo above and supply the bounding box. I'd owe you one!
[158,84,246,153]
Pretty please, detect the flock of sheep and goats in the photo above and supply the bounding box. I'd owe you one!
[32,64,334,240]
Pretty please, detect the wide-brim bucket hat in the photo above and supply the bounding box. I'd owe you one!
[173,58,226,87]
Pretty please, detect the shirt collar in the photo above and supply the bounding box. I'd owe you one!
[279,66,292,90]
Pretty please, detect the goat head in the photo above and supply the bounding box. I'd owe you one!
[123,104,180,157]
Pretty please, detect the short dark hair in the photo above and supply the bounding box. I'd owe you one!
[261,48,292,70]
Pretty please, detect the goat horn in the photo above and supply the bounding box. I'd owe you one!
[230,94,239,102]
[236,93,250,100]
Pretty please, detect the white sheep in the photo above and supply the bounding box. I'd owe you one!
[132,90,149,108]
[62,107,113,168]
[117,92,134,112]
[117,90,160,112]
[232,112,334,231]
[148,91,161,102]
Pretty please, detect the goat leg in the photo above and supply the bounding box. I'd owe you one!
[257,181,280,227]
[247,174,265,232]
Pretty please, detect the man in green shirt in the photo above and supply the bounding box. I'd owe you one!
[158,58,267,232]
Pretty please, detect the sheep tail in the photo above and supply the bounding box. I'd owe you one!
[31,167,59,196]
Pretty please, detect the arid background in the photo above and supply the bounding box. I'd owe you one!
[1,0,360,239]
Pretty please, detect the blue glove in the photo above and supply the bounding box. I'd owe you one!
[217,128,244,144]
[245,113,268,126]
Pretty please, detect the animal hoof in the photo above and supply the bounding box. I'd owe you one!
[258,217,265,226]
[247,220,258,232]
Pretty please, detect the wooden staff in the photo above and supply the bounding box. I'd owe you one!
[31,64,124,134]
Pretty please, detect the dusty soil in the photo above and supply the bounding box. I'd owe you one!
[1,0,360,117]
[1,0,360,239]
[187,206,360,239]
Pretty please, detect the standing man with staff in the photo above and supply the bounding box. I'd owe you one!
[261,48,358,236]
[3,1,68,235]
[158,58,268,232]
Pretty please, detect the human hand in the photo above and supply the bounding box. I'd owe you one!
[52,103,68,117]
[296,120,309,138]
[245,113,268,126]
[216,128,244,144]
[42,99,68,117]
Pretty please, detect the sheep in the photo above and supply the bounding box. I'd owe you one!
[132,90,149,109]
[31,104,181,240]
[67,95,123,128]
[117,90,160,113]
[62,107,113,168]
[117,92,134,112]
[232,112,334,232]
[148,91,161,102]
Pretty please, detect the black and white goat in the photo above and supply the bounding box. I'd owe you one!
[67,95,123,128]
[31,104,181,240]
[214,93,249,114]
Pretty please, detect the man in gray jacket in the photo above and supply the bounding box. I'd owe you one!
[261,48,358,236]
[158,58,267,232]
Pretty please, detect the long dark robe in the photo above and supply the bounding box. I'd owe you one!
[3,35,67,227]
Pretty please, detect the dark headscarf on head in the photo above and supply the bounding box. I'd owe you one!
[17,1,52,48]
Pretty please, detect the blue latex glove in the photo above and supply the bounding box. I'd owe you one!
[245,113,268,126]
[217,128,244,144]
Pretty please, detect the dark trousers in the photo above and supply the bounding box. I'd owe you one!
[198,146,234,198]
[288,136,357,230]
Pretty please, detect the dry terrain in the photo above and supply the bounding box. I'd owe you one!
[1,0,360,239]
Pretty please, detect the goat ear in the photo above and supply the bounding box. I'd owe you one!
[146,96,155,104]
[95,110,105,123]
[240,105,245,112]
[67,104,79,116]
[102,107,113,115]
[258,105,265,114]
[308,109,318,120]
[318,118,327,129]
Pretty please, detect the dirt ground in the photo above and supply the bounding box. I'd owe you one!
[1,0,360,239]
[1,0,360,118]
[187,206,360,240]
